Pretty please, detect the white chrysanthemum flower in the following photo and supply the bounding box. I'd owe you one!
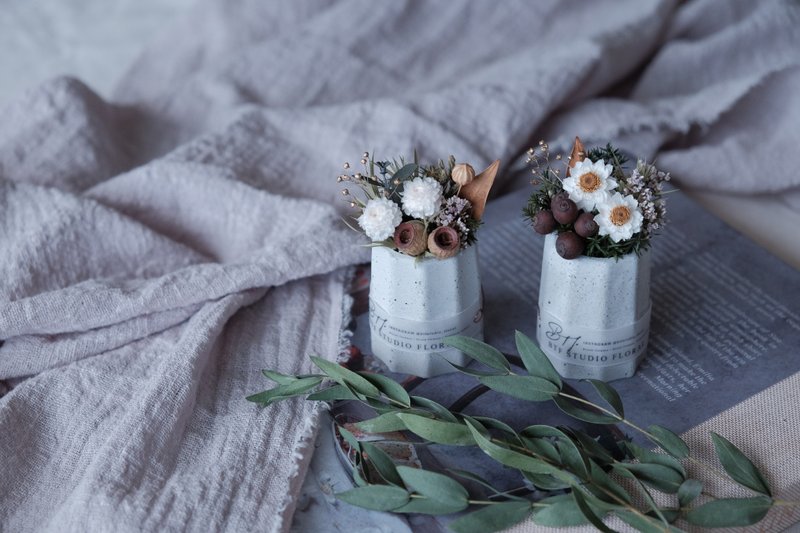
[401,177,443,218]
[562,158,618,212]
[357,197,402,241]
[594,192,644,243]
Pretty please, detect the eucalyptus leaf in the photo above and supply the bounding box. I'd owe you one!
[246,376,323,405]
[411,396,458,422]
[677,479,703,507]
[310,356,381,398]
[572,429,616,464]
[556,438,590,480]
[521,437,560,464]
[448,469,503,494]
[515,330,562,388]
[356,411,419,433]
[443,336,510,372]
[396,414,473,446]
[685,496,773,527]
[447,361,504,377]
[572,489,616,533]
[391,163,418,182]
[616,510,682,533]
[261,369,301,385]
[711,432,772,496]
[613,463,684,494]
[352,465,368,487]
[337,426,361,453]
[335,485,410,511]
[627,474,670,526]
[361,442,404,486]
[533,494,590,527]
[363,397,396,414]
[625,442,686,478]
[479,374,559,402]
[362,372,411,407]
[646,508,680,524]
[586,379,624,418]
[393,496,469,515]
[449,501,533,533]
[397,466,469,508]
[473,416,521,441]
[524,472,571,491]
[648,424,689,459]
[520,425,566,439]
[554,396,619,425]
[588,460,631,505]
[465,420,574,482]
[306,384,358,402]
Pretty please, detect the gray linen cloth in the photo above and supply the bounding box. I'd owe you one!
[1,0,798,531]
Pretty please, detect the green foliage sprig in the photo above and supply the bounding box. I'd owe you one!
[247,333,796,532]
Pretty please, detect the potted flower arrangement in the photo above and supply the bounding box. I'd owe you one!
[524,137,670,381]
[340,152,500,377]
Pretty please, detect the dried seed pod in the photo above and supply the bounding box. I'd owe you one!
[550,191,579,225]
[532,210,557,235]
[427,226,461,259]
[393,221,428,257]
[574,211,599,238]
[556,231,585,259]
[451,163,476,186]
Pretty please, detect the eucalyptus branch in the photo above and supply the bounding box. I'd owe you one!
[246,332,795,532]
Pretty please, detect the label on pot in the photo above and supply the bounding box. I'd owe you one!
[369,297,483,352]
[536,306,651,366]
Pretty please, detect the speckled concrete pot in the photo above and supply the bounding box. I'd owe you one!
[369,245,483,377]
[536,233,651,381]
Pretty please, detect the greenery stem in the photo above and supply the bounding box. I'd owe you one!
[557,392,731,483]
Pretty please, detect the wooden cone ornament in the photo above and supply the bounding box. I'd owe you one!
[459,159,500,220]
[566,136,585,177]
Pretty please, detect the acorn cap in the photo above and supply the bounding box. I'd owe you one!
[566,136,585,178]
[459,159,500,220]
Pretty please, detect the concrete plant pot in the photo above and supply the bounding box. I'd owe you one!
[369,245,483,377]
[536,233,651,381]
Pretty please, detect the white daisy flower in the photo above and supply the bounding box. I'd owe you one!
[594,192,644,243]
[562,158,618,212]
[401,177,443,219]
[358,197,402,241]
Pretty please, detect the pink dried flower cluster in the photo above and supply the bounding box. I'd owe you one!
[621,161,670,237]
[432,196,473,248]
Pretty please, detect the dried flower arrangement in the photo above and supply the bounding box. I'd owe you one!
[523,137,671,259]
[339,152,500,259]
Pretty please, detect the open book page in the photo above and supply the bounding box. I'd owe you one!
[479,186,800,435]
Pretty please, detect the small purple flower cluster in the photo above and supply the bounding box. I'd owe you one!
[433,196,473,248]
[620,161,670,237]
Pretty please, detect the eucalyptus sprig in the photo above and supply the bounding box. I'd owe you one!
[247,333,796,532]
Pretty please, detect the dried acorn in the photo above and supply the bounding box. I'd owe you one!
[550,191,579,225]
[574,211,599,238]
[532,210,557,235]
[556,231,585,259]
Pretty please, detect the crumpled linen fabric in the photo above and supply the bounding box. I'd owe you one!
[1,0,798,531]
